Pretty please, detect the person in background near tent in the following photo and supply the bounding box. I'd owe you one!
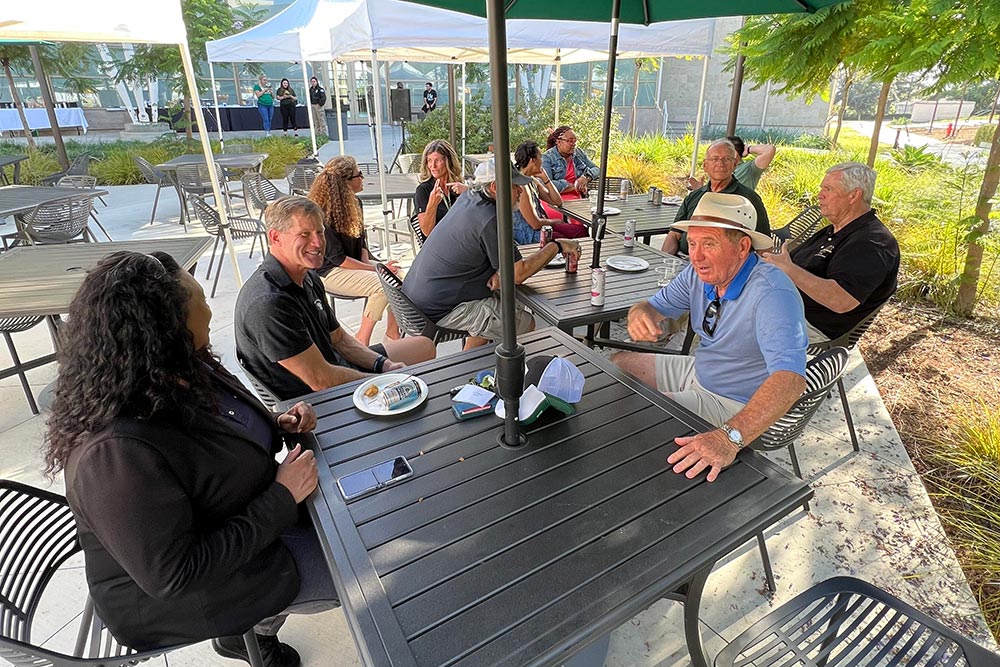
[687,135,776,192]
[421,82,438,114]
[275,78,298,137]
[511,140,588,245]
[253,75,274,137]
[540,125,600,218]
[414,139,467,238]
[308,156,402,347]
[308,76,327,138]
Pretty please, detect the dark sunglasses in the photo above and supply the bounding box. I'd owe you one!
[702,296,722,337]
[348,172,364,180]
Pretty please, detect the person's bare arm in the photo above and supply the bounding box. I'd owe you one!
[749,143,776,170]
[278,344,369,391]
[534,176,563,207]
[517,190,544,231]
[418,181,445,237]
[512,239,580,284]
[337,257,375,271]
[667,370,805,482]
[661,231,681,256]
[761,245,860,313]
[329,325,383,370]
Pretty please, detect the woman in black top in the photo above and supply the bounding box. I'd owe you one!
[45,251,337,667]
[308,155,402,345]
[275,78,298,136]
[414,138,467,238]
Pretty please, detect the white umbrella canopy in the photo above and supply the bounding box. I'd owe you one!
[1,0,244,288]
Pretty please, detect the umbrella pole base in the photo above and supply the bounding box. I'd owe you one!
[498,431,528,449]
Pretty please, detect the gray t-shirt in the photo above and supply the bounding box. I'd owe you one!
[402,190,522,321]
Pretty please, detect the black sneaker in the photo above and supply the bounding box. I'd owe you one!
[211,633,301,667]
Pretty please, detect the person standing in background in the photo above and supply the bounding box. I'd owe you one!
[275,78,298,137]
[308,76,328,138]
[253,75,274,137]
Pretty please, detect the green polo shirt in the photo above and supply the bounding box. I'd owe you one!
[672,176,770,255]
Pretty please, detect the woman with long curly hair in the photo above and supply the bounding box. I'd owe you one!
[414,138,467,238]
[45,251,338,667]
[308,155,401,346]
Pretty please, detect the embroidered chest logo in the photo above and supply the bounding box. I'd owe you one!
[314,299,324,313]
[815,244,835,259]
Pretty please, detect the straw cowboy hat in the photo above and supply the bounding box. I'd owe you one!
[670,192,772,250]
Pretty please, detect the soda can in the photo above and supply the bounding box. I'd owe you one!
[378,378,422,411]
[647,186,657,202]
[652,189,663,206]
[565,251,578,274]
[623,219,636,248]
[539,226,553,248]
[590,267,606,306]
[619,179,631,202]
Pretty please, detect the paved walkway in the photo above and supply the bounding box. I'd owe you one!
[1,182,994,665]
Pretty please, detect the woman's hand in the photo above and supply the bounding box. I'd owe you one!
[447,181,468,196]
[384,259,402,275]
[276,444,318,503]
[277,401,317,433]
[574,176,590,195]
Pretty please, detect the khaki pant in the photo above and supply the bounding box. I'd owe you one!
[321,267,389,321]
[310,104,327,137]
[806,320,830,344]
[654,355,746,427]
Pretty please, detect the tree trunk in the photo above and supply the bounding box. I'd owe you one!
[2,59,36,150]
[866,78,893,167]
[184,94,193,141]
[988,81,999,124]
[954,120,1000,315]
[29,45,68,170]
[630,60,642,134]
[831,75,852,149]
[513,64,521,107]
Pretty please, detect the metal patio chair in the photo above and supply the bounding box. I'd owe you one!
[715,576,1000,667]
[40,153,97,192]
[4,195,94,248]
[376,263,468,346]
[285,163,320,195]
[0,479,265,667]
[56,175,113,241]
[236,353,280,411]
[0,316,57,414]
[133,156,171,225]
[772,204,824,251]
[395,152,422,174]
[242,172,285,222]
[188,194,266,298]
[175,162,229,230]
[224,143,255,154]
[407,213,426,248]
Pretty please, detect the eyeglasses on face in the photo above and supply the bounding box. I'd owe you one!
[702,297,722,337]
[704,156,736,164]
[348,172,364,179]
[558,136,577,144]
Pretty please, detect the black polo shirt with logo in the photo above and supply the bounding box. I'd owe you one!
[235,253,348,401]
[790,209,899,339]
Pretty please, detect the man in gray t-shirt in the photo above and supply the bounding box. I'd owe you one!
[402,159,581,350]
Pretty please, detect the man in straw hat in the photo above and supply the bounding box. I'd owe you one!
[612,192,807,482]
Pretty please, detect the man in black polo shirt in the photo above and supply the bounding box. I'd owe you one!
[235,197,435,401]
[762,162,899,342]
[662,139,770,256]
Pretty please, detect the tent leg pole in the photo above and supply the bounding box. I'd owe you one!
[180,43,242,288]
[300,54,317,156]
[554,51,561,126]
[690,53,710,177]
[461,62,467,176]
[370,50,392,260]
[209,61,223,148]
[332,62,345,156]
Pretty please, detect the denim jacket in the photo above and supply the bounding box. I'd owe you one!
[541,146,600,194]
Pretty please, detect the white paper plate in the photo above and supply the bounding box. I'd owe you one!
[663,195,684,205]
[546,253,566,268]
[352,374,429,416]
[603,195,619,201]
[591,206,621,216]
[605,255,650,272]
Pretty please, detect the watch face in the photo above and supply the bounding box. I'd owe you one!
[726,426,743,444]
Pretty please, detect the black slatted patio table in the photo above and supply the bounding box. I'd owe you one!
[560,197,681,245]
[297,327,812,667]
[516,238,686,344]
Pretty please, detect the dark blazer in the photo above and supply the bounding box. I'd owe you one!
[64,363,300,650]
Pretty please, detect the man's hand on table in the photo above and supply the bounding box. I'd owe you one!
[553,238,580,262]
[277,401,317,433]
[384,359,406,372]
[668,429,738,482]
[626,302,664,342]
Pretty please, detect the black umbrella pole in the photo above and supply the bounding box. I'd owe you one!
[487,0,526,449]
[592,0,621,270]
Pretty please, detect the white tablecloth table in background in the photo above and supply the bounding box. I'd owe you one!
[0,108,89,134]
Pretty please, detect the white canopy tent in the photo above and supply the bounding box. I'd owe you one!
[1,0,244,285]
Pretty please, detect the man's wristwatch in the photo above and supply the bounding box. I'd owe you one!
[721,423,744,451]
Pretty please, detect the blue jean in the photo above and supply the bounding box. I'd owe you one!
[257,103,273,132]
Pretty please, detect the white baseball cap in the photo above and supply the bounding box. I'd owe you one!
[670,192,772,250]
[473,158,532,186]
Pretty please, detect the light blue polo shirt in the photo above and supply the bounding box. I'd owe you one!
[648,254,807,403]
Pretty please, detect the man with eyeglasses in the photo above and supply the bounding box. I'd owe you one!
[662,139,770,257]
[612,193,807,482]
[541,126,600,201]
[403,159,582,350]
[762,162,898,344]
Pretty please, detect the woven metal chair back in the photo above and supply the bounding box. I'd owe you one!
[133,156,166,185]
[807,301,887,356]
[774,205,824,251]
[0,316,45,334]
[224,143,255,154]
[175,163,223,194]
[715,576,1000,667]
[588,176,624,194]
[375,263,467,345]
[357,161,381,176]
[397,153,421,174]
[285,164,319,195]
[407,214,426,248]
[754,347,849,453]
[188,194,224,237]
[20,196,93,244]
[56,175,98,190]
[66,154,93,177]
[236,355,279,410]
[242,172,282,214]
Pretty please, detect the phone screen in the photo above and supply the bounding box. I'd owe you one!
[372,457,413,486]
[337,469,379,500]
[337,457,413,500]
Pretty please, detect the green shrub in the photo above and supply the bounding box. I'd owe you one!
[18,149,63,185]
[605,155,670,193]
[889,144,941,172]
[975,124,998,146]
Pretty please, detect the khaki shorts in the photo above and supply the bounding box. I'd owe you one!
[437,293,533,341]
[805,321,830,344]
[654,354,745,427]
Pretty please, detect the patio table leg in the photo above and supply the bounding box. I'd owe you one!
[682,565,713,667]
